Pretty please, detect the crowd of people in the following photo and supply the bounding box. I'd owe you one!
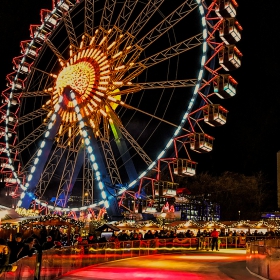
[1,225,279,275]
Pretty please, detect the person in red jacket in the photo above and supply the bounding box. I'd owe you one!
[211,228,219,251]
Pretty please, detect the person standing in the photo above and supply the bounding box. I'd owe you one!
[211,228,219,251]
[7,233,24,264]
[0,239,17,276]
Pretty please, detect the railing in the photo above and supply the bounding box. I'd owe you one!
[0,236,268,280]
[246,239,280,280]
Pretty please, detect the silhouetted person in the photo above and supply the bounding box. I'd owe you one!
[7,233,24,264]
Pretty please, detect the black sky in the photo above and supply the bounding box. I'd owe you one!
[0,0,279,188]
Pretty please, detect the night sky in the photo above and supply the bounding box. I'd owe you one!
[0,1,279,191]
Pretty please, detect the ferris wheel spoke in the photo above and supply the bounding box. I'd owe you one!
[126,0,165,38]
[99,0,117,32]
[62,10,79,50]
[13,90,51,98]
[109,110,152,166]
[114,0,139,32]
[117,101,190,133]
[123,33,203,83]
[84,0,95,37]
[17,105,51,126]
[136,0,198,50]
[133,79,199,90]
[13,123,47,154]
[45,39,66,63]
[99,119,122,186]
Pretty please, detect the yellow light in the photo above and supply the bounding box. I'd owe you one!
[70,57,73,65]
[99,36,107,46]
[99,60,108,67]
[100,76,110,79]
[113,81,123,85]
[107,96,117,102]
[100,109,107,117]
[100,65,109,71]
[93,50,101,59]
[46,100,51,105]
[126,46,132,50]
[90,100,98,107]
[90,36,96,45]
[66,112,70,122]
[47,110,53,118]
[68,126,72,137]
[95,91,105,96]
[74,54,77,63]
[100,70,110,75]
[97,86,107,91]
[59,125,63,135]
[70,46,73,57]
[93,96,101,102]
[77,51,81,60]
[107,41,116,50]
[98,56,107,63]
[90,119,95,128]
[99,81,108,85]
[112,51,122,59]
[115,65,125,70]
[88,104,94,112]
[59,60,64,67]
[84,49,90,57]
[81,49,86,58]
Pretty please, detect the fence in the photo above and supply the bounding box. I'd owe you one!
[246,239,280,280]
[0,236,267,280]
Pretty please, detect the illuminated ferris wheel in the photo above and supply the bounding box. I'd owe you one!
[0,0,242,216]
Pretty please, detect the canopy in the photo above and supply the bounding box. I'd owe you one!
[95,224,120,232]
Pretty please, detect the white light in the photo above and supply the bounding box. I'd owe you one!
[48,123,53,129]
[27,174,33,181]
[83,130,88,137]
[90,154,95,161]
[17,200,22,206]
[98,182,104,190]
[85,138,90,145]
[41,141,46,148]
[31,166,36,173]
[20,193,25,199]
[88,146,93,153]
[93,163,98,170]
[101,191,106,199]
[104,200,109,208]
[34,158,39,165]
[38,149,42,156]
[157,150,165,160]
[45,131,50,138]
[166,139,173,148]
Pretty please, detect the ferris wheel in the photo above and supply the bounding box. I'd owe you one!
[0,0,242,216]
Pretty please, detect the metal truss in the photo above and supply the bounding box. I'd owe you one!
[109,109,152,167]
[84,0,95,37]
[62,10,79,50]
[45,39,66,62]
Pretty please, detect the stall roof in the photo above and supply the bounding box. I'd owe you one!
[0,205,22,221]
[95,224,120,232]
